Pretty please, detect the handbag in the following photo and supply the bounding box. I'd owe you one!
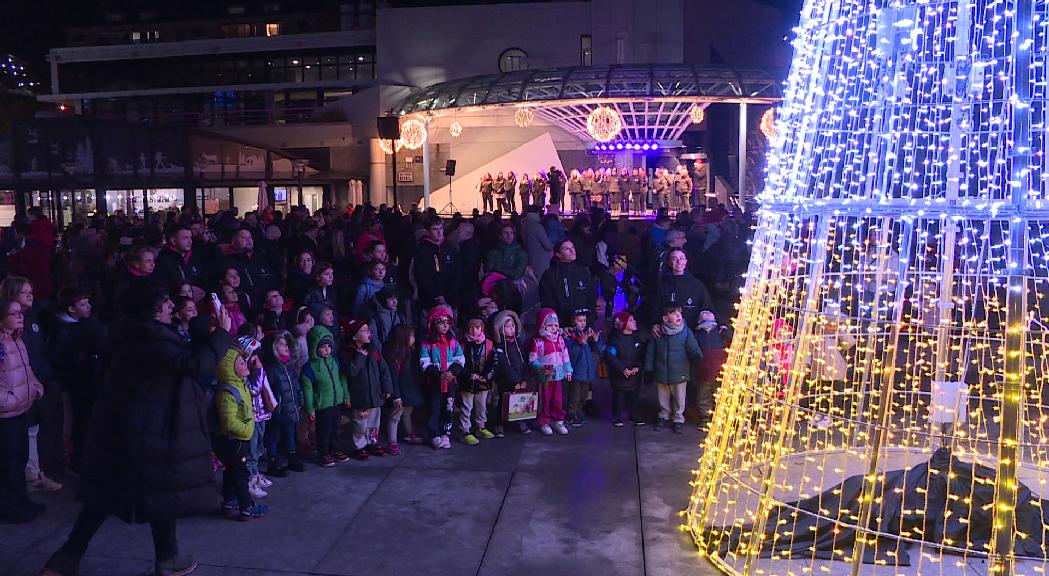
[502,390,539,422]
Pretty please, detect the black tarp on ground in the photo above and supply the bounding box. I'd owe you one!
[709,448,1049,565]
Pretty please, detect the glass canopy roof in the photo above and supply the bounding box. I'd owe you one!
[395,64,782,115]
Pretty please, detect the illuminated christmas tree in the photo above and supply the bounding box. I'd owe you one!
[686,1,1049,574]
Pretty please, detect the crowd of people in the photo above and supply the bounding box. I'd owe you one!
[477,163,708,215]
[0,196,753,576]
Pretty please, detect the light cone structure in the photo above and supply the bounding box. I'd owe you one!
[687,1,1049,575]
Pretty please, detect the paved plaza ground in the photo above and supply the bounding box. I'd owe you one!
[0,388,719,576]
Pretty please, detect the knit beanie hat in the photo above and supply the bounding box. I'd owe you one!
[234,335,261,358]
[344,318,368,341]
[614,311,635,331]
[538,308,559,328]
[427,305,455,330]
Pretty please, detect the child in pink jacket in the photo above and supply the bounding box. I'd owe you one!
[530,308,573,436]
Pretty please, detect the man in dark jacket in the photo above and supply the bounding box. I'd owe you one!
[485,223,528,281]
[539,239,597,325]
[412,215,460,317]
[154,224,209,298]
[222,228,279,312]
[42,287,233,576]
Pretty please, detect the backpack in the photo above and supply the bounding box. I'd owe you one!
[207,383,245,438]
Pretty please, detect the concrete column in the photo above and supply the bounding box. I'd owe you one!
[369,138,389,207]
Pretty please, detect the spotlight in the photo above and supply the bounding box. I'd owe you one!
[651,143,659,150]
[616,143,624,150]
[642,144,651,151]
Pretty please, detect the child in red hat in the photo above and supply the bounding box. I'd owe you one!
[604,311,646,427]
[419,305,464,449]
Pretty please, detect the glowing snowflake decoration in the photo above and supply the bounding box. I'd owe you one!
[399,117,428,150]
[586,106,622,142]
[449,121,463,138]
[689,105,706,125]
[514,108,535,128]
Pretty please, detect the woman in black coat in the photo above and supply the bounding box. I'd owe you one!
[42,287,233,576]
[538,239,597,325]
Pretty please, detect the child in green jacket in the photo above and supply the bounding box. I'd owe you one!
[301,326,350,468]
[215,346,268,520]
[645,305,702,433]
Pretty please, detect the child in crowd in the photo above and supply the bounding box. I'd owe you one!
[313,303,341,347]
[220,283,246,336]
[368,284,405,352]
[384,325,425,450]
[645,305,702,434]
[605,311,646,427]
[530,308,573,436]
[291,306,314,375]
[343,320,393,460]
[301,326,350,467]
[459,317,495,445]
[234,334,275,498]
[353,260,388,318]
[262,330,306,476]
[563,312,602,427]
[420,305,464,449]
[303,261,338,312]
[694,310,731,430]
[173,296,197,344]
[214,344,268,520]
[491,310,531,436]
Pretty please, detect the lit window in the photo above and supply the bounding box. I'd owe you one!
[131,31,141,43]
[266,23,280,36]
[498,48,527,73]
[581,35,592,66]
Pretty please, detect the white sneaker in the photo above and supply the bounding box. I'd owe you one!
[554,421,569,435]
[432,437,444,449]
[27,473,63,493]
[440,435,452,449]
[540,424,553,436]
[811,415,832,428]
[256,474,273,488]
[249,483,268,499]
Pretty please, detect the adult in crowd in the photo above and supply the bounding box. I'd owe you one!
[7,207,55,302]
[539,239,597,325]
[42,287,233,576]
[650,247,714,330]
[285,249,315,306]
[485,222,527,282]
[223,228,279,312]
[155,224,209,300]
[548,166,565,210]
[411,215,461,325]
[522,206,554,281]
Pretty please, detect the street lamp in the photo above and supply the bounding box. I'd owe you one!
[293,159,309,208]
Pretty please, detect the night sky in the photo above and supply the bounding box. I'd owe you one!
[1,0,806,83]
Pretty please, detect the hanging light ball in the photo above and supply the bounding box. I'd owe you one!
[400,117,428,150]
[689,104,706,125]
[760,108,777,139]
[378,138,404,155]
[587,106,623,142]
[514,108,535,128]
[449,121,463,138]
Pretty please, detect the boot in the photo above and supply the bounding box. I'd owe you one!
[155,554,197,576]
[286,452,306,473]
[40,549,80,576]
[266,460,288,478]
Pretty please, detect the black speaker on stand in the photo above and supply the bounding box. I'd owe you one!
[440,160,457,215]
[377,116,401,208]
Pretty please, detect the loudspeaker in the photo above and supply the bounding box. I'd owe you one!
[444,160,457,176]
[377,116,400,140]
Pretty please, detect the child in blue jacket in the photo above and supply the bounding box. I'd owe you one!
[563,311,603,426]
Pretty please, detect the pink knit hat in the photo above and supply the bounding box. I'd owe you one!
[538,308,559,328]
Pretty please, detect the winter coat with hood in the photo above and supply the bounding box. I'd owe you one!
[491,310,530,390]
[419,306,465,392]
[80,319,232,524]
[530,308,573,383]
[522,212,554,279]
[300,326,348,413]
[351,277,384,318]
[644,323,702,386]
[386,348,425,407]
[367,296,405,352]
[342,342,393,410]
[49,313,107,398]
[262,330,303,423]
[0,329,43,418]
[214,349,255,441]
[539,258,597,325]
[485,241,528,281]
